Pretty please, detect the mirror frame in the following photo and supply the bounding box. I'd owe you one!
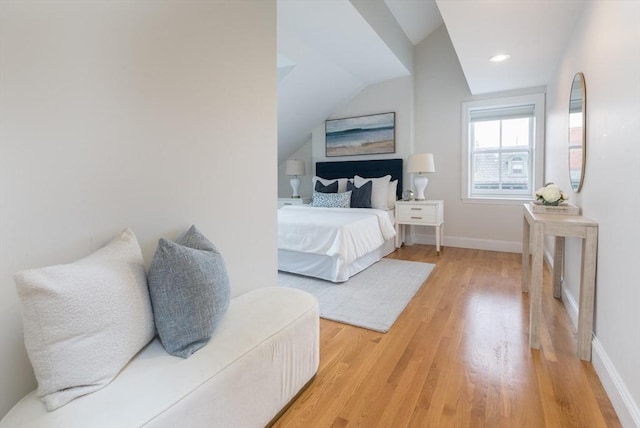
[568,72,586,192]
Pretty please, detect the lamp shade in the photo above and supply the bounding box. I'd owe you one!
[285,159,305,176]
[408,153,435,174]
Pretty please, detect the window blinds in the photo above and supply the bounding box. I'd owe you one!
[469,104,535,122]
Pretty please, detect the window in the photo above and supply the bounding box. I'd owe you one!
[461,93,545,203]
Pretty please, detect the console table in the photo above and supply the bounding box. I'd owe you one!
[522,203,598,361]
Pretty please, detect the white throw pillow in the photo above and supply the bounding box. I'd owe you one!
[313,176,350,193]
[14,228,155,410]
[354,175,392,210]
[388,180,398,209]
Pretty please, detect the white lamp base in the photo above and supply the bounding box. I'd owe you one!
[290,177,301,198]
[413,175,429,200]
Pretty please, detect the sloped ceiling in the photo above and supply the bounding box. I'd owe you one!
[436,0,587,94]
[277,0,411,164]
[384,0,443,45]
[277,0,587,162]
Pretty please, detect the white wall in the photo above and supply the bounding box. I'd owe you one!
[545,1,640,425]
[0,0,276,418]
[277,77,413,202]
[311,75,414,183]
[413,25,526,251]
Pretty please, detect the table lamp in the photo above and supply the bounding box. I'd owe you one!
[408,153,435,200]
[285,159,305,198]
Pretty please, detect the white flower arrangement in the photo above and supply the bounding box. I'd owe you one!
[535,183,568,206]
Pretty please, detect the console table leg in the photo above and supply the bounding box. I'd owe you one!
[553,237,564,299]
[529,222,543,350]
[578,227,598,361]
[522,216,531,292]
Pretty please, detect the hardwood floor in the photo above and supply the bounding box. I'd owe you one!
[273,245,620,427]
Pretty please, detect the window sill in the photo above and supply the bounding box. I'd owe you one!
[462,197,534,206]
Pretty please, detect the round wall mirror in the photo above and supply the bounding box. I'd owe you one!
[569,72,586,192]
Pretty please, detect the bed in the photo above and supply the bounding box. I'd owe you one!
[277,159,403,282]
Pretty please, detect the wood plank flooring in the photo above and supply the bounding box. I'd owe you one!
[273,245,620,427]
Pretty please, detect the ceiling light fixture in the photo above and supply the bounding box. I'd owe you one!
[489,53,511,62]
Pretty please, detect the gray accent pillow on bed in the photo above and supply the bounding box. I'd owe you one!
[314,180,338,193]
[147,225,230,358]
[312,190,352,208]
[347,180,372,208]
[313,176,350,193]
[354,174,391,210]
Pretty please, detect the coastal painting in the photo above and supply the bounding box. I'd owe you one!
[325,112,395,157]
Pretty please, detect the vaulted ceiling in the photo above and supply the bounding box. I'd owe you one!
[277,0,414,163]
[277,0,586,164]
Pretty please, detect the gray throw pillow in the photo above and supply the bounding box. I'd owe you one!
[347,180,372,208]
[314,180,338,193]
[147,225,230,358]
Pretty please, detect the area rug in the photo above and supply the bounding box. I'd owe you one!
[278,259,435,333]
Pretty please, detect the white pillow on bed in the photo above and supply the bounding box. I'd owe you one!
[388,180,398,209]
[354,175,391,210]
[313,176,350,193]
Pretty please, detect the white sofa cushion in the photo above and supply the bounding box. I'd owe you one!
[13,228,155,411]
[0,287,319,428]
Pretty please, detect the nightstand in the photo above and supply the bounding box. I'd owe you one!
[395,200,444,252]
[278,197,311,208]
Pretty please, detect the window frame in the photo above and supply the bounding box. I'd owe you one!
[461,93,545,204]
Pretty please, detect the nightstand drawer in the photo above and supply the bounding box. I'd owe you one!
[397,204,436,224]
[278,197,311,208]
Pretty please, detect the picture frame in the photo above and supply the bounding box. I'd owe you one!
[325,112,395,157]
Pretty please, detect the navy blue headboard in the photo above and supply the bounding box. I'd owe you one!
[315,158,403,200]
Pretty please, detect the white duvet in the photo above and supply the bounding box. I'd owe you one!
[277,206,396,264]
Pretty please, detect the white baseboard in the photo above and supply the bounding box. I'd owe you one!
[562,286,639,426]
[548,251,639,427]
[592,338,640,427]
[410,231,521,253]
[561,281,579,330]
[411,231,639,426]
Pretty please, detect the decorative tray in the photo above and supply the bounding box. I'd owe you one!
[530,202,580,215]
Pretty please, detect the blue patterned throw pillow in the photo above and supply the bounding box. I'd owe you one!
[312,190,352,208]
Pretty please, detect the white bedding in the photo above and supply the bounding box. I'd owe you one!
[277,206,396,265]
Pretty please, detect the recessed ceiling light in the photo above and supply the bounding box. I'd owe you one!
[489,53,511,62]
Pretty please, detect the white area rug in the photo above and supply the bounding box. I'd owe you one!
[278,259,435,333]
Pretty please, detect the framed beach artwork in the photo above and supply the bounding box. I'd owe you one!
[325,112,395,157]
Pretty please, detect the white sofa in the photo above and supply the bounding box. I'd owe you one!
[0,286,319,428]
